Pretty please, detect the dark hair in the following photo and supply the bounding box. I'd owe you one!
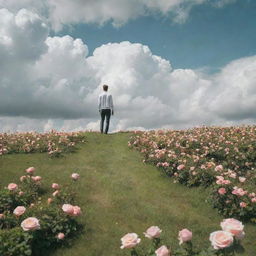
[103,85,108,91]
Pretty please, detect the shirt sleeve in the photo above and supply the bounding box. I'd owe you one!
[109,95,114,111]
[98,95,101,110]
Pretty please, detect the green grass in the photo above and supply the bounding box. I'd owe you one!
[0,132,255,256]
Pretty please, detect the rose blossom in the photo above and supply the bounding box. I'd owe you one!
[13,206,26,216]
[32,176,42,182]
[20,176,27,182]
[62,204,74,215]
[240,202,247,208]
[220,218,245,239]
[8,183,18,191]
[155,245,171,256]
[209,231,233,249]
[57,232,65,240]
[178,229,192,244]
[215,165,223,172]
[52,183,60,190]
[71,173,80,180]
[120,233,141,249]
[73,206,81,216]
[19,191,24,196]
[21,217,40,231]
[218,188,226,195]
[52,190,59,197]
[47,198,53,204]
[144,226,162,239]
[251,198,256,203]
[177,164,185,170]
[26,167,35,174]
[0,213,5,219]
[238,177,246,183]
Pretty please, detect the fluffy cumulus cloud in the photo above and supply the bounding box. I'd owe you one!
[0,0,236,30]
[0,7,255,132]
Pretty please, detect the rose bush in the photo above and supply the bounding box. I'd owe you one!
[121,219,245,256]
[129,126,256,220]
[0,130,86,157]
[0,167,83,256]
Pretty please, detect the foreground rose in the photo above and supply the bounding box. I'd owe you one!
[62,204,74,215]
[144,226,162,239]
[21,217,40,231]
[52,183,60,190]
[209,231,233,249]
[57,232,65,240]
[20,175,27,182]
[13,206,26,216]
[155,245,171,256]
[73,206,81,216]
[8,183,18,191]
[71,173,80,180]
[120,233,141,249]
[32,176,42,182]
[220,218,245,239]
[178,229,192,244]
[26,167,35,174]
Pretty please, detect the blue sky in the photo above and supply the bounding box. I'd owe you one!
[58,0,256,71]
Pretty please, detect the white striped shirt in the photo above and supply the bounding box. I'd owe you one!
[98,92,114,111]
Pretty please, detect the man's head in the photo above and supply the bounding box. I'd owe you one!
[103,84,108,91]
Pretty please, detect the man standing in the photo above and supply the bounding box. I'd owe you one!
[98,84,114,134]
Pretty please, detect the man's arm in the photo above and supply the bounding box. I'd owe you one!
[98,95,101,112]
[109,95,114,115]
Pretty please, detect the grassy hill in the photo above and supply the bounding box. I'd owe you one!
[0,132,255,256]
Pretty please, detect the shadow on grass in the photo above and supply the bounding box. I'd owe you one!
[32,223,84,256]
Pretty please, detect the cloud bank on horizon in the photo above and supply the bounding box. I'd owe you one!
[0,0,255,132]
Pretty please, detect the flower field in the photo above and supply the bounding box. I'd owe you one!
[128,126,256,220]
[0,167,82,256]
[0,131,86,157]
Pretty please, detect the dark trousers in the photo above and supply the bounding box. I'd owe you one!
[100,109,111,134]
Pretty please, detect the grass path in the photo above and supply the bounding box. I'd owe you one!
[0,133,255,255]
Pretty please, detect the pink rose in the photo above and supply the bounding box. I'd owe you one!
[144,226,162,239]
[218,188,226,195]
[155,245,171,256]
[52,183,60,190]
[52,190,59,197]
[177,164,185,170]
[47,198,53,204]
[32,176,42,182]
[62,204,74,215]
[178,229,192,244]
[238,177,246,183]
[71,173,80,180]
[240,202,247,208]
[19,191,24,196]
[215,165,223,172]
[251,198,256,203]
[120,233,141,249]
[220,218,245,239]
[20,176,27,182]
[209,231,233,249]
[57,232,65,240]
[0,213,5,219]
[21,217,40,231]
[8,183,18,191]
[73,206,81,216]
[13,206,26,216]
[26,167,35,174]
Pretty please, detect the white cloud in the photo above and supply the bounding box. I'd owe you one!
[0,8,256,133]
[0,0,236,31]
